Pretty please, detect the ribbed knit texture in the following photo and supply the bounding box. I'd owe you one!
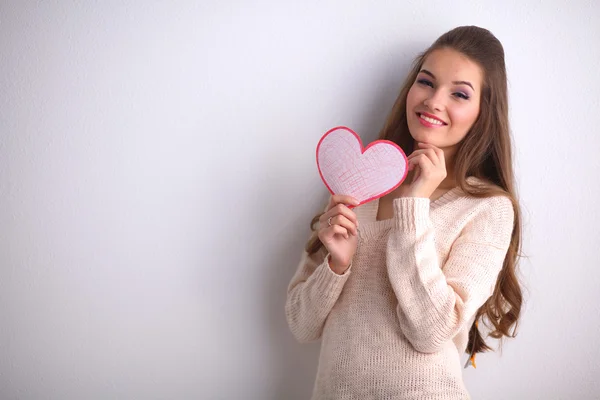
[285,183,514,399]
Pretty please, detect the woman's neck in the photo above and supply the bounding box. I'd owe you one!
[441,146,458,189]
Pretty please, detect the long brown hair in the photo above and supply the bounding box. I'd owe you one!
[306,26,523,356]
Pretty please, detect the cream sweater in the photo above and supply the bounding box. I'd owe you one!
[285,185,514,399]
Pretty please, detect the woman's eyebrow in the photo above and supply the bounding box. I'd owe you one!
[419,69,474,91]
[453,80,474,90]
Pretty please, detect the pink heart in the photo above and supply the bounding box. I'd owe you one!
[316,126,408,205]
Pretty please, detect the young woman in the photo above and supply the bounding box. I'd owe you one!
[285,26,523,399]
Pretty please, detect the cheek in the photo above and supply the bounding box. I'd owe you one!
[450,105,480,128]
[406,85,420,110]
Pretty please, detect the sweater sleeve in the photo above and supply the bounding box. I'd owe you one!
[285,246,352,343]
[386,196,514,353]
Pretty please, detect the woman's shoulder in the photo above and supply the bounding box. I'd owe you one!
[448,177,514,220]
[455,177,515,229]
[463,177,513,204]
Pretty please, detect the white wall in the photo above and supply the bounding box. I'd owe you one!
[1,1,599,399]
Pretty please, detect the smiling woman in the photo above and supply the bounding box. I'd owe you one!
[286,26,524,399]
[407,48,483,156]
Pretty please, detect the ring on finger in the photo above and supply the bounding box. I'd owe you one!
[328,216,333,227]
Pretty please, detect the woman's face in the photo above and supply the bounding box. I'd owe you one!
[406,48,483,155]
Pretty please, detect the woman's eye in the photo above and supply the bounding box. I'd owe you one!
[453,92,470,100]
[417,79,433,88]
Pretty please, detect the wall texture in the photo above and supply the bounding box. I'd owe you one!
[1,1,599,399]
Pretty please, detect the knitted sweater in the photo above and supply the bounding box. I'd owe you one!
[285,185,514,399]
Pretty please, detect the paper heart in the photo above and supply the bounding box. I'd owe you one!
[316,126,408,205]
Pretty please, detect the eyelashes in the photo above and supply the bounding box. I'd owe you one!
[416,78,470,100]
[453,92,470,100]
[417,78,434,88]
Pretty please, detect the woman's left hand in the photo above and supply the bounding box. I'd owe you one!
[403,142,447,198]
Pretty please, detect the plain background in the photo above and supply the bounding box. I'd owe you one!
[2,1,599,399]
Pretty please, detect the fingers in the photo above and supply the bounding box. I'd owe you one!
[318,196,359,240]
[410,160,421,183]
[319,205,358,238]
[319,203,359,240]
[408,143,447,175]
[408,153,434,172]
[320,203,358,226]
[327,195,360,211]
[328,214,358,236]
[408,147,440,166]
[417,142,445,163]
[408,152,447,183]
[320,224,351,240]
[403,142,448,198]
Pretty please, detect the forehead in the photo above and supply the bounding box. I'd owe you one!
[422,48,483,89]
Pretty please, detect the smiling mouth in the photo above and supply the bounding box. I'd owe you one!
[417,113,447,126]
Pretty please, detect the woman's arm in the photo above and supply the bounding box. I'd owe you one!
[386,195,514,353]
[285,247,351,343]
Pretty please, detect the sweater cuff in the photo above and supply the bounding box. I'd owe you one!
[393,197,431,231]
[312,254,351,299]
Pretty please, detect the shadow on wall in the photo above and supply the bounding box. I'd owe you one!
[259,44,423,400]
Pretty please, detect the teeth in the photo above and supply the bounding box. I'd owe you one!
[420,114,443,125]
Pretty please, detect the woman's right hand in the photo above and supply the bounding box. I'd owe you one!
[317,195,360,274]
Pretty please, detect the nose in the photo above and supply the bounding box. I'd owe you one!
[423,89,445,112]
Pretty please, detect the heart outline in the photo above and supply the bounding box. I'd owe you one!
[316,126,409,206]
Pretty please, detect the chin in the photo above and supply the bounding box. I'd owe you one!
[408,128,441,147]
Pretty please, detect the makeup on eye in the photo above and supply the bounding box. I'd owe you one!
[416,75,472,100]
[453,92,470,100]
[419,69,475,89]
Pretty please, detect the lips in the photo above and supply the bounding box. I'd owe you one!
[417,112,447,126]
